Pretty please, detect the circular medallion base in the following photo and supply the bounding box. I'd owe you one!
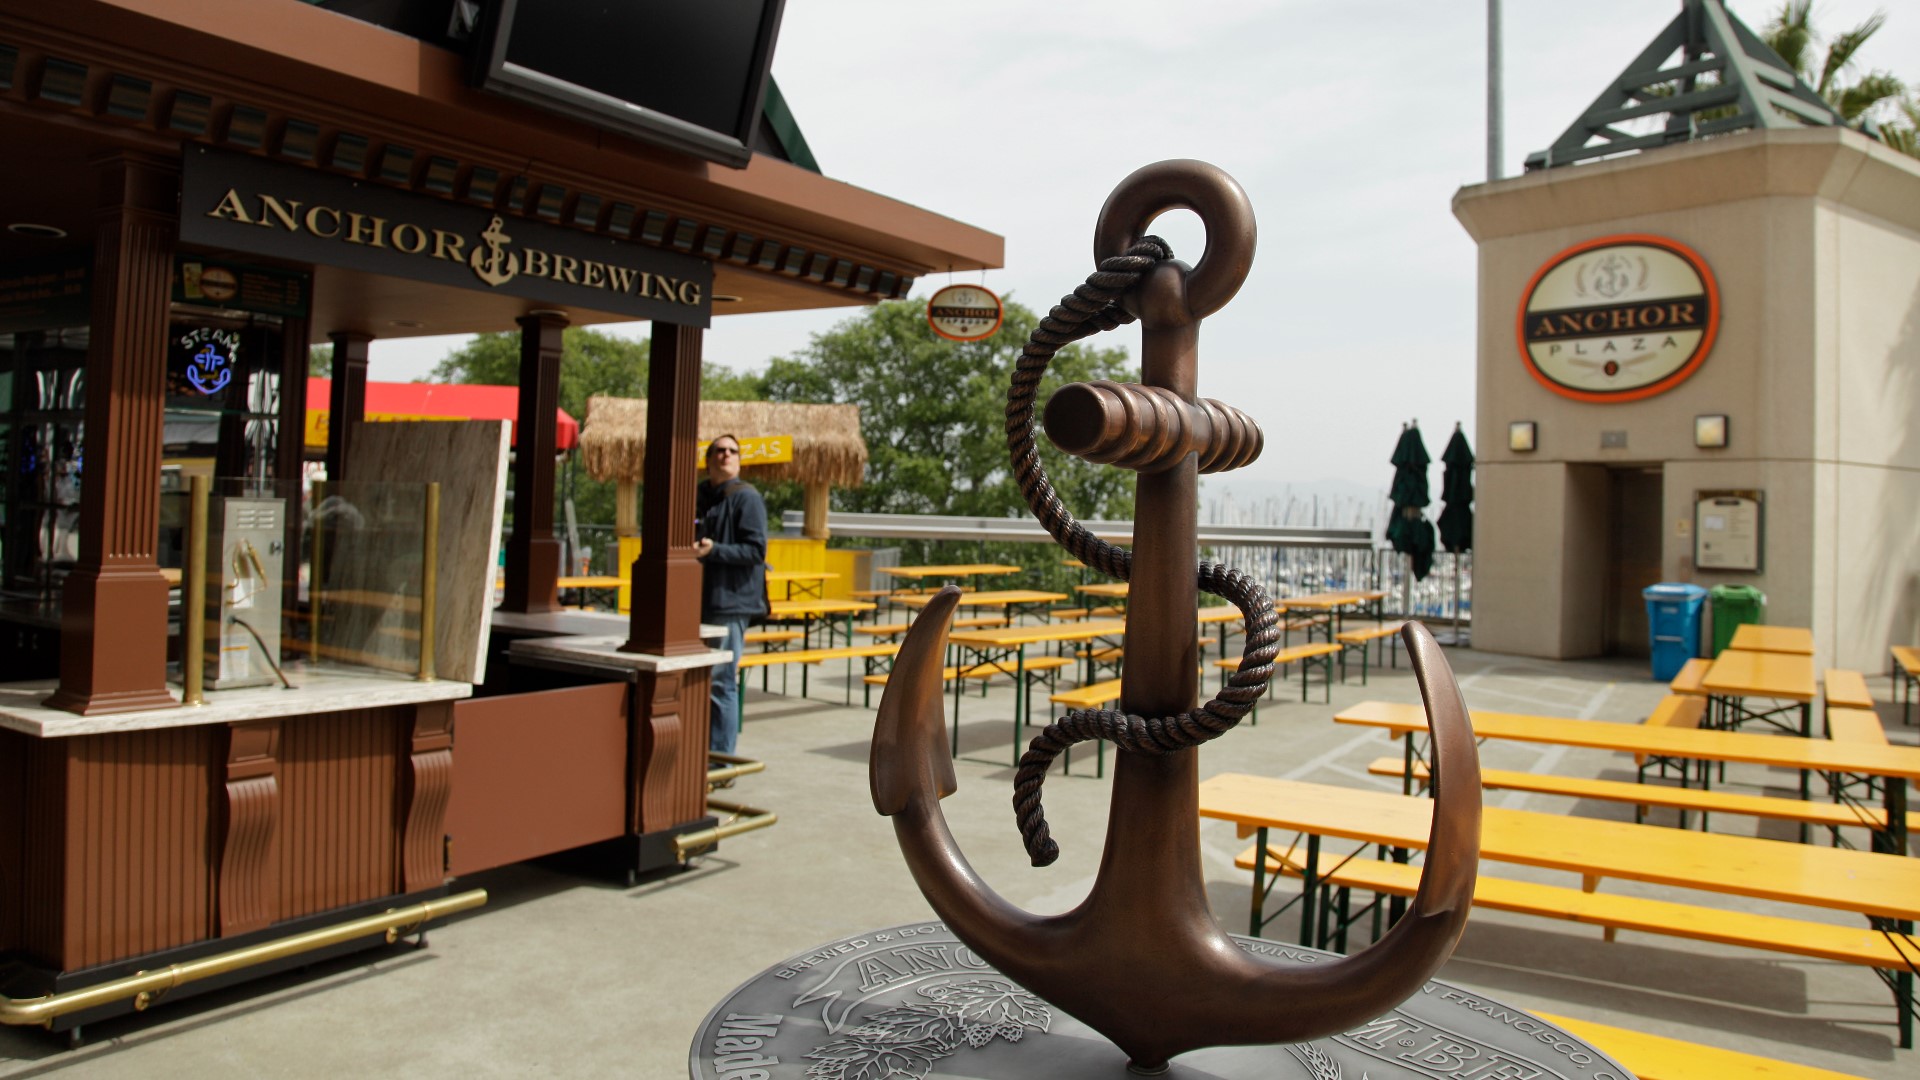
[690,923,1634,1079]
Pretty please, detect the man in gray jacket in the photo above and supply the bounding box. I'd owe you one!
[693,433,767,754]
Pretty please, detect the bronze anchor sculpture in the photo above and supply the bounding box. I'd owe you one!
[870,160,1482,1074]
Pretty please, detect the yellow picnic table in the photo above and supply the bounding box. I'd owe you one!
[766,597,878,649]
[555,574,625,609]
[1896,646,1920,727]
[1333,699,1920,852]
[1074,581,1129,599]
[1196,604,1242,660]
[1198,771,1920,940]
[1702,647,1816,738]
[1273,590,1373,643]
[764,568,838,601]
[890,589,1068,624]
[877,564,1024,584]
[1727,624,1815,656]
[946,618,1127,763]
[1198,772,1920,1046]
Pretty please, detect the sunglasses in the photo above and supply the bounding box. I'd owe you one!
[710,445,740,457]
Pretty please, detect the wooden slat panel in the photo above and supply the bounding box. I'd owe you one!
[20,729,218,970]
[445,684,628,876]
[276,708,399,921]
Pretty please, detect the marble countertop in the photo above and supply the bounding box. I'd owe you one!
[0,670,473,738]
[507,633,733,675]
[489,608,725,642]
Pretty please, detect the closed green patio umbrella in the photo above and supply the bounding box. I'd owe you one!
[1437,424,1473,643]
[1438,424,1473,555]
[1386,422,1435,583]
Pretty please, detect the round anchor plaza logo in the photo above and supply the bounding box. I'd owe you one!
[1515,234,1719,403]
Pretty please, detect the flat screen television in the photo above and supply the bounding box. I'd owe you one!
[471,0,786,168]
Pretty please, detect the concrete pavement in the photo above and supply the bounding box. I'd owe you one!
[2,641,1913,1078]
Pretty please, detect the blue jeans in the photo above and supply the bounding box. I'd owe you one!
[709,619,746,754]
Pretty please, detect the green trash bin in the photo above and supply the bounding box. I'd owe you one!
[1708,584,1766,657]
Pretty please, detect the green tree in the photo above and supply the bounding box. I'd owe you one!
[429,327,765,534]
[1763,1,1916,154]
[758,298,1135,586]
[309,343,332,377]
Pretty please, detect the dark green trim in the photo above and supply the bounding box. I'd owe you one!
[762,77,821,174]
[1526,0,1845,171]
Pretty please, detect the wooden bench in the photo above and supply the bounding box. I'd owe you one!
[852,616,1008,641]
[735,643,901,715]
[1050,605,1124,622]
[1892,645,1920,726]
[1824,705,1890,803]
[1824,668,1876,711]
[1215,641,1343,712]
[1668,657,1711,696]
[1531,1013,1874,1080]
[739,629,804,690]
[1047,680,1122,777]
[1365,755,1912,836]
[1635,694,1706,782]
[1232,843,1917,1039]
[862,654,1071,688]
[1333,621,1404,684]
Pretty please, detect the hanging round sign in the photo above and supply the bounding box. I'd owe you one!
[1515,234,1719,403]
[926,283,1004,342]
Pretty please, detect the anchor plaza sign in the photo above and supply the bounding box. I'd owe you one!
[1515,234,1719,403]
[181,147,712,326]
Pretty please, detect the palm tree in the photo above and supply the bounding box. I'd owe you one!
[1762,1,1917,155]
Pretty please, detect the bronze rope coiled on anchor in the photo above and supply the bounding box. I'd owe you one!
[1006,237,1282,866]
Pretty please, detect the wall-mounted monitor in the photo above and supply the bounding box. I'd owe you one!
[471,0,786,168]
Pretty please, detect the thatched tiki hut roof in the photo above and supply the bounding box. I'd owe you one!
[580,397,866,537]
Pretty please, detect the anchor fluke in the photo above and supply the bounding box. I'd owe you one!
[871,586,962,817]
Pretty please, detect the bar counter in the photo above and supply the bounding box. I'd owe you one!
[2,612,729,1036]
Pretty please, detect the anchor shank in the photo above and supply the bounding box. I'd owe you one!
[1121,283,1200,720]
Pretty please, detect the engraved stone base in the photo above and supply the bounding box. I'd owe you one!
[690,924,1635,1079]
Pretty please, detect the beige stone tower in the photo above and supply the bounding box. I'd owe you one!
[1455,127,1920,671]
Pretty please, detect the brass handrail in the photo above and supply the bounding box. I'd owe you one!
[418,481,439,682]
[675,798,778,858]
[309,478,326,661]
[0,889,487,1028]
[182,474,209,706]
[706,751,766,788]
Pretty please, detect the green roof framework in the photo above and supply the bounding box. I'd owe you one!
[1525,0,1847,170]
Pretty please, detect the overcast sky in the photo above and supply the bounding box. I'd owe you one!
[371,1,1918,501]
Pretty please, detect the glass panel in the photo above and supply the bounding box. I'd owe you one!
[300,480,431,679]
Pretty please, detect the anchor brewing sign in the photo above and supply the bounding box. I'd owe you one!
[1516,234,1719,403]
[925,284,1003,342]
[180,146,712,326]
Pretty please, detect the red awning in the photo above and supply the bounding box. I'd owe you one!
[305,378,579,451]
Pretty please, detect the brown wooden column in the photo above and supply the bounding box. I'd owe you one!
[324,331,370,482]
[45,153,180,715]
[624,321,706,656]
[499,312,566,613]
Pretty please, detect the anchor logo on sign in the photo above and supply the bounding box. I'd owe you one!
[469,215,519,288]
[186,343,232,395]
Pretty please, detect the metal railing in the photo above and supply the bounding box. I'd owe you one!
[779,510,1470,626]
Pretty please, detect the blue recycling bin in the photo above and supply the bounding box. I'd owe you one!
[1643,583,1708,681]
